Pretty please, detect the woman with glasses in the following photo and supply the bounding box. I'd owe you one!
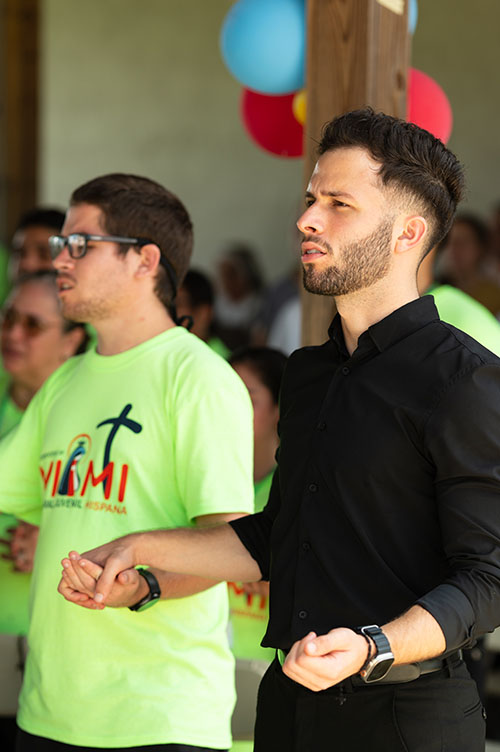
[0,270,87,750]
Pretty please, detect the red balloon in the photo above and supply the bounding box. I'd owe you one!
[407,68,453,144]
[241,88,303,158]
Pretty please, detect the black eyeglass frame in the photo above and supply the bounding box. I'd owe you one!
[48,232,179,304]
[48,233,153,261]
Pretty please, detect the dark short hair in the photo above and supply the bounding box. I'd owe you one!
[12,269,89,354]
[15,207,66,234]
[229,346,287,405]
[70,173,193,309]
[318,108,465,252]
[181,269,215,307]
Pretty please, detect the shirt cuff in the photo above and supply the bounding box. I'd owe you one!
[416,583,476,651]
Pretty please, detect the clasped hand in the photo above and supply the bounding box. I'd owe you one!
[58,551,144,610]
[282,628,370,691]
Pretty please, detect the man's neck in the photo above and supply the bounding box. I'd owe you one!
[93,301,176,356]
[336,276,419,356]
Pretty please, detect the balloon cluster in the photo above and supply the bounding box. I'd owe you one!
[220,0,452,158]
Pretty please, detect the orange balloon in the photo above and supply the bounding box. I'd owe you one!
[292,90,306,125]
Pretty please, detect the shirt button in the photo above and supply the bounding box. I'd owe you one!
[317,421,326,431]
[298,610,308,619]
[342,366,350,375]
[302,542,310,551]
[308,483,318,493]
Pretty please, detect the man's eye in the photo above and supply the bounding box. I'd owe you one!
[333,201,348,208]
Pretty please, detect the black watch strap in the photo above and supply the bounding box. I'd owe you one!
[354,625,391,656]
[128,568,161,612]
[353,625,394,682]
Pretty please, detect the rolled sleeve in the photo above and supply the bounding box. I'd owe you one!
[230,466,280,580]
[423,363,500,649]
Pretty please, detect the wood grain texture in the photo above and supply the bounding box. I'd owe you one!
[0,0,38,242]
[301,0,409,346]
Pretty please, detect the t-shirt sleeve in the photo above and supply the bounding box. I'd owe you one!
[172,355,254,522]
[0,386,45,525]
[417,363,500,650]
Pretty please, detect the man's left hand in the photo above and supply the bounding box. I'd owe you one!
[282,628,370,691]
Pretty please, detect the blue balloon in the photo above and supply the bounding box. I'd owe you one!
[220,0,306,95]
[409,0,418,35]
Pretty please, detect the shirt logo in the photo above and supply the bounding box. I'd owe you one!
[40,404,143,511]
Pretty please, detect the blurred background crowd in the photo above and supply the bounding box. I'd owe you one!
[1,0,500,749]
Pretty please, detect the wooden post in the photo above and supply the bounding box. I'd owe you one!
[0,0,39,244]
[301,0,410,346]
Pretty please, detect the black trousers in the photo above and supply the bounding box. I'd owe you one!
[254,657,486,752]
[16,730,226,752]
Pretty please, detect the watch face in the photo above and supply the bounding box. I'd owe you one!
[365,656,394,683]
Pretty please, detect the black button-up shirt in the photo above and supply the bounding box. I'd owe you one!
[230,296,500,652]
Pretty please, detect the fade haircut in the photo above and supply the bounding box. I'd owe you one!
[318,108,465,254]
[70,173,193,310]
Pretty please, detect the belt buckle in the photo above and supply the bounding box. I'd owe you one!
[381,662,421,683]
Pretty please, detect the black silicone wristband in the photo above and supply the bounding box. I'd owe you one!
[128,568,161,611]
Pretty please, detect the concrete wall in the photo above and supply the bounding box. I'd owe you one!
[39,0,303,282]
[39,0,499,283]
[411,0,499,217]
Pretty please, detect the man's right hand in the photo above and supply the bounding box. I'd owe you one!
[58,550,147,609]
[71,533,142,604]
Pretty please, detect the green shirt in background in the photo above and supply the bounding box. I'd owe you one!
[427,284,500,356]
[208,335,231,359]
[0,383,29,635]
[228,471,275,663]
[0,327,254,749]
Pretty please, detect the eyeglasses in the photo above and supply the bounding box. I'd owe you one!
[48,232,180,305]
[1,307,60,338]
[48,233,150,260]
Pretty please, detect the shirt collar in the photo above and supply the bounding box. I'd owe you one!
[328,296,440,356]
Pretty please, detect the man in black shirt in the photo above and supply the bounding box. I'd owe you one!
[60,109,500,751]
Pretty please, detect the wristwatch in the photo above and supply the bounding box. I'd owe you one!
[128,568,161,612]
[354,625,394,683]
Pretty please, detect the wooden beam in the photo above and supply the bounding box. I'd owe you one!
[302,0,410,346]
[0,0,39,244]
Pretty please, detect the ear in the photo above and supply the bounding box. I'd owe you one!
[393,215,428,255]
[134,243,161,279]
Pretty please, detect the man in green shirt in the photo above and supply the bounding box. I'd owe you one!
[418,245,500,355]
[0,174,254,751]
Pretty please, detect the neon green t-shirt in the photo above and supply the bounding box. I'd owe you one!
[208,336,231,360]
[228,471,275,662]
[0,384,30,635]
[427,284,500,356]
[0,327,254,748]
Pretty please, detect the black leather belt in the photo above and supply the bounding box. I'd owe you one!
[277,649,463,686]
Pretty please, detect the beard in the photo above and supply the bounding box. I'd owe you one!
[302,216,395,297]
[59,293,116,323]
